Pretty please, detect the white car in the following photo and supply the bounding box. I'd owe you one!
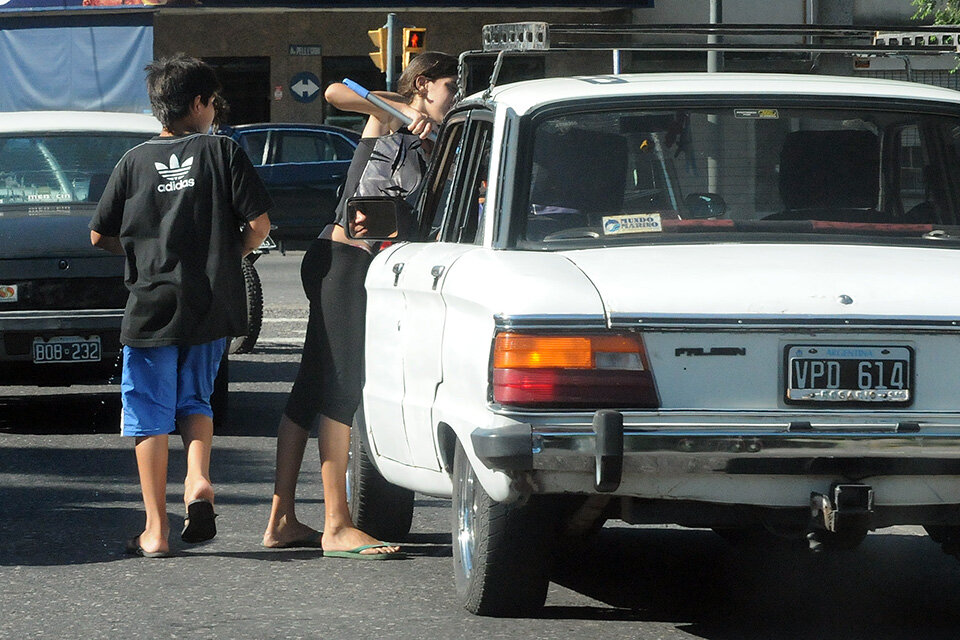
[0,111,259,425]
[0,111,160,386]
[347,70,960,615]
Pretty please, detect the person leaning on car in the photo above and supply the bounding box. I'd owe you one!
[89,53,272,558]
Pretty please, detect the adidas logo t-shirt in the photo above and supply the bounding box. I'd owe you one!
[90,133,273,347]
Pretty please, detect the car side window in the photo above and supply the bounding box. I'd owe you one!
[442,120,492,245]
[896,125,927,217]
[277,133,324,164]
[327,134,356,161]
[417,120,467,240]
[236,131,268,166]
[312,133,343,161]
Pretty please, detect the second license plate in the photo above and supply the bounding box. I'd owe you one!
[785,344,912,405]
[32,336,102,364]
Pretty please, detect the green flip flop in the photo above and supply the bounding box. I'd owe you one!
[324,543,406,560]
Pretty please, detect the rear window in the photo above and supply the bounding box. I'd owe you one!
[518,104,960,247]
[0,133,151,207]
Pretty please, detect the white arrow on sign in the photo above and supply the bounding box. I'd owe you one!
[292,78,320,99]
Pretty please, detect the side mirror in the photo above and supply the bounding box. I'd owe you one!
[683,192,727,219]
[345,196,413,241]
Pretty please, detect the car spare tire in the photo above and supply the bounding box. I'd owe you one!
[229,256,263,355]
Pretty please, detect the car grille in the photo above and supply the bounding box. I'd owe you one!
[1,277,127,311]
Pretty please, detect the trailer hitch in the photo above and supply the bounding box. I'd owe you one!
[807,483,874,551]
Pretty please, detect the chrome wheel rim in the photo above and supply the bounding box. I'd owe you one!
[456,462,477,580]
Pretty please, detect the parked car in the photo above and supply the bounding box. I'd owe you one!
[221,123,359,242]
[347,58,960,614]
[0,111,160,386]
[0,111,258,426]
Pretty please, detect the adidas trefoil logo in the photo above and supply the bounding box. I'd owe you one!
[155,153,196,192]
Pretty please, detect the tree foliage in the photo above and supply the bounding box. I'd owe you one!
[913,0,960,23]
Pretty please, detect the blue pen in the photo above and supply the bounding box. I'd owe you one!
[342,78,439,142]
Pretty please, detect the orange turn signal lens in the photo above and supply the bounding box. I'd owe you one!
[493,333,645,370]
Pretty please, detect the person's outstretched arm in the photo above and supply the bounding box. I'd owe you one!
[324,83,437,139]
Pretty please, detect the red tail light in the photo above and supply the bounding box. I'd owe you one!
[492,332,659,408]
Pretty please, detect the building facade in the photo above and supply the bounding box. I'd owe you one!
[1,0,954,125]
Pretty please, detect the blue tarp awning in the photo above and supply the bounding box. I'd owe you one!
[0,13,153,112]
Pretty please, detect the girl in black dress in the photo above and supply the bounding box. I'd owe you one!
[263,53,458,557]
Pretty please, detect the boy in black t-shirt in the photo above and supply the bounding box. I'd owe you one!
[90,54,272,557]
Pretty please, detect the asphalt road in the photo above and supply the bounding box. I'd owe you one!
[3,250,960,639]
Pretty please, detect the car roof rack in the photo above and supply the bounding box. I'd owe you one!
[457,22,960,100]
[480,22,960,54]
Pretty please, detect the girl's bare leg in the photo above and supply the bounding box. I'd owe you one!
[318,415,399,556]
[263,413,320,547]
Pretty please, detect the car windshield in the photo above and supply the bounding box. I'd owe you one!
[0,133,151,208]
[518,103,960,247]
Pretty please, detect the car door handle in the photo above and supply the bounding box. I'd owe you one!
[392,262,405,286]
[430,265,445,290]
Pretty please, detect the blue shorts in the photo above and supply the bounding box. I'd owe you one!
[120,339,227,437]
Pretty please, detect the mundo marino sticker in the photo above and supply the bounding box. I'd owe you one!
[602,213,663,235]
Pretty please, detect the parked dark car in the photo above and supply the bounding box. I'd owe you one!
[222,123,360,242]
[0,111,161,386]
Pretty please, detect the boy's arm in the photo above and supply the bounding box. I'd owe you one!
[241,212,271,257]
[90,230,123,255]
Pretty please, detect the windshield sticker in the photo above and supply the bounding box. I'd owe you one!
[734,109,779,119]
[602,213,663,235]
[0,285,17,303]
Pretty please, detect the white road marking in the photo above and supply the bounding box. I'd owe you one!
[256,337,307,345]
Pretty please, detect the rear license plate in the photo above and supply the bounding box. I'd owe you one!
[785,344,912,405]
[32,336,102,364]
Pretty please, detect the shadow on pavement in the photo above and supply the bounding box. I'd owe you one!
[0,443,275,567]
[544,525,960,638]
[0,394,121,435]
[0,388,289,438]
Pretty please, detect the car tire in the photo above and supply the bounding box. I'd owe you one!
[229,257,263,355]
[451,439,554,616]
[347,409,414,542]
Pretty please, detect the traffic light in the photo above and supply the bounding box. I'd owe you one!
[368,27,388,72]
[402,27,426,69]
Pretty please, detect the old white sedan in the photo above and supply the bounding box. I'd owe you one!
[0,111,160,386]
[347,72,960,615]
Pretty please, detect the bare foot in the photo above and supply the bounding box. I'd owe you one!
[322,526,400,556]
[136,529,170,555]
[263,514,320,548]
[184,478,214,510]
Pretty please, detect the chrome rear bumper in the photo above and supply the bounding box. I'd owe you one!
[472,410,960,487]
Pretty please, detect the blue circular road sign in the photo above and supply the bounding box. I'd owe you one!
[290,71,321,103]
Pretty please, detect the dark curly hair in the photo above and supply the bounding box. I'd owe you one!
[145,53,221,128]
